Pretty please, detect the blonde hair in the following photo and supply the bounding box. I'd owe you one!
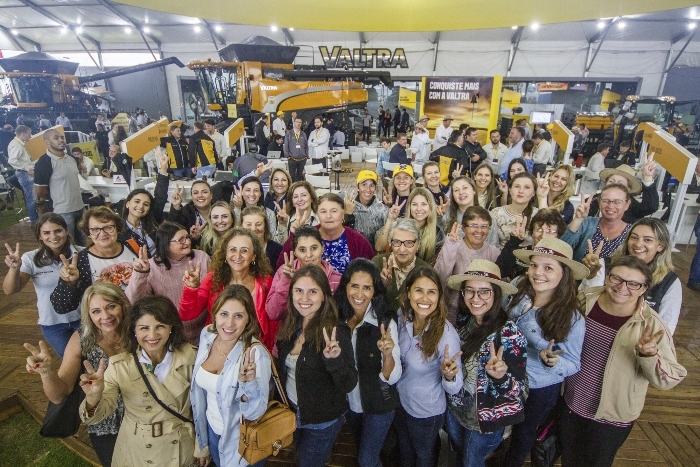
[612,218,674,287]
[404,187,439,264]
[199,201,235,256]
[80,282,131,351]
[549,165,575,214]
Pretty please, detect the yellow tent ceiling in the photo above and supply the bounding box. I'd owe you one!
[114,0,700,32]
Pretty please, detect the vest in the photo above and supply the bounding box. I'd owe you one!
[645,272,678,313]
[355,322,400,415]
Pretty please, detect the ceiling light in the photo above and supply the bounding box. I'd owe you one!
[690,23,697,29]
[144,17,149,24]
[598,21,605,29]
[618,21,626,29]
[60,26,67,35]
[77,17,81,24]
[531,22,539,30]
[10,29,18,35]
[75,26,83,35]
[214,25,222,32]
[289,27,294,31]
[194,25,201,33]
[271,25,278,32]
[124,27,131,34]
[143,26,150,33]
[511,25,517,30]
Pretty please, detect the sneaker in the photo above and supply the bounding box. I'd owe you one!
[687,282,700,292]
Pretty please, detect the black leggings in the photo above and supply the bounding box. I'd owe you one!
[559,405,633,467]
[89,432,118,466]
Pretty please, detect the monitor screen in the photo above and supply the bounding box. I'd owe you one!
[530,111,553,124]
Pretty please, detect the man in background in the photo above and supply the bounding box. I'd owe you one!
[205,118,227,169]
[161,123,190,178]
[55,112,72,130]
[498,126,525,178]
[361,109,372,141]
[7,125,37,223]
[188,121,218,179]
[101,145,133,182]
[284,117,309,182]
[531,132,552,176]
[273,111,287,139]
[434,115,454,150]
[389,133,410,165]
[483,129,506,164]
[255,114,270,156]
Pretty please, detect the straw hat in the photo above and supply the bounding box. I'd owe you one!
[447,259,518,295]
[443,115,453,121]
[419,115,429,121]
[599,164,642,194]
[513,238,590,280]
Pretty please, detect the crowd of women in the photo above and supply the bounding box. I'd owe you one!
[2,143,687,467]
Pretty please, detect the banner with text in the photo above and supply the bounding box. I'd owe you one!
[421,77,495,133]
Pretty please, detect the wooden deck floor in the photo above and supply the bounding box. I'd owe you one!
[1,208,699,466]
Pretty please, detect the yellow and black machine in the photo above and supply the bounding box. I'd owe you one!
[575,95,700,156]
[0,52,184,132]
[187,36,392,132]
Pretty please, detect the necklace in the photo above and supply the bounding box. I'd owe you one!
[101,332,124,350]
[217,337,235,357]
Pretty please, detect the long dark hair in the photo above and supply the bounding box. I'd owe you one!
[506,261,581,342]
[456,281,507,359]
[127,295,187,353]
[153,222,194,270]
[122,188,159,236]
[399,266,448,361]
[240,177,265,208]
[33,213,73,268]
[335,259,396,326]
[277,264,339,353]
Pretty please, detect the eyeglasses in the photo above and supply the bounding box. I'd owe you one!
[534,228,558,235]
[465,223,490,230]
[600,199,626,206]
[461,288,493,299]
[170,235,192,245]
[607,273,646,291]
[88,225,116,236]
[390,239,417,248]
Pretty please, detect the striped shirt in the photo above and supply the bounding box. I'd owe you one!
[564,301,633,427]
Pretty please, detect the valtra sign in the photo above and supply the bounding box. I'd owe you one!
[319,46,409,69]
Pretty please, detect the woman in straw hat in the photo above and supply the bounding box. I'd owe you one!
[587,152,659,224]
[560,255,685,467]
[502,238,588,467]
[445,260,528,467]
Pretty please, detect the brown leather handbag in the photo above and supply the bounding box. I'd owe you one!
[238,344,296,464]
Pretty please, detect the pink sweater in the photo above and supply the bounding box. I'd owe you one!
[265,259,342,321]
[125,249,211,308]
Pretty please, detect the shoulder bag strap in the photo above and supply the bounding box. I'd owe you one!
[132,352,191,424]
[251,343,290,407]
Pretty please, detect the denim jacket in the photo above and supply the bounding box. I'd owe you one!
[191,328,271,466]
[505,280,585,389]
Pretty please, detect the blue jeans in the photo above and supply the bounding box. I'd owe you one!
[503,382,562,467]
[207,423,265,467]
[15,170,37,222]
[40,320,81,359]
[446,411,504,467]
[59,208,85,246]
[196,164,216,180]
[295,416,343,467]
[393,406,444,467]
[171,168,191,178]
[345,410,395,467]
[689,215,700,285]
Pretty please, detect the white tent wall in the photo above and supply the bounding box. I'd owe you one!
[156,40,700,119]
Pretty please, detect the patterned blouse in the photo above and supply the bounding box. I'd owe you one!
[590,223,631,259]
[80,332,124,436]
[322,231,351,273]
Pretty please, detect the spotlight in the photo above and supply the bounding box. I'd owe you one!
[618,21,626,29]
[511,25,517,30]
[215,25,222,32]
[531,22,539,30]
[10,29,18,35]
[289,27,294,31]
[75,26,83,35]
[143,26,150,33]
[598,21,605,29]
[690,23,697,29]
[194,25,201,33]
[271,25,278,32]
[124,27,131,34]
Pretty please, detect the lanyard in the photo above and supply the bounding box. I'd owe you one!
[294,132,301,142]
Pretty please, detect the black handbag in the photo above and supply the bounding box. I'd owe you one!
[40,379,85,438]
[530,414,561,467]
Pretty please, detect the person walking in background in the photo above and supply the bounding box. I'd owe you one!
[284,117,309,183]
[361,109,372,142]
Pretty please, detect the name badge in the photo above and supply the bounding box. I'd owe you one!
[296,144,301,149]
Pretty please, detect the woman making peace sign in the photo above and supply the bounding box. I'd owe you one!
[446,260,527,467]
[276,265,358,467]
[394,266,463,467]
[334,259,402,467]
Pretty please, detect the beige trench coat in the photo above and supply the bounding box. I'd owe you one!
[80,345,203,467]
